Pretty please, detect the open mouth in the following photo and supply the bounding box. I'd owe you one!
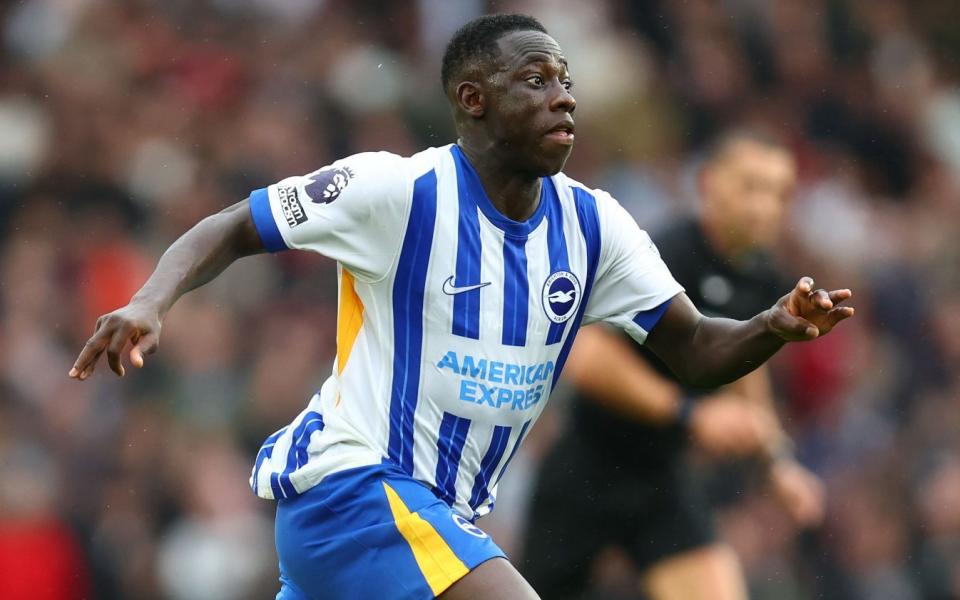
[545,122,575,144]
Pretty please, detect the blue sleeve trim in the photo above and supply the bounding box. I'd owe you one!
[632,296,674,334]
[249,188,288,252]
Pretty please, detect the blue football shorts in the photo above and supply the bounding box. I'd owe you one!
[274,462,506,599]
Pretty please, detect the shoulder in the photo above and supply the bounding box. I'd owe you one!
[405,144,455,175]
[315,145,454,176]
[310,150,405,184]
[381,144,456,183]
[295,145,454,204]
[553,172,615,209]
[553,172,652,242]
[553,173,649,236]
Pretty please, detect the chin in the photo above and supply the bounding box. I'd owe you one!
[535,149,573,176]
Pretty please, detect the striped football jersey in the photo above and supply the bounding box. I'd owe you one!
[248,144,683,519]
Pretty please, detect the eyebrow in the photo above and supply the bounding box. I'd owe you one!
[517,53,569,69]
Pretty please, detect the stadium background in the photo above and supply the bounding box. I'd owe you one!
[1,0,959,598]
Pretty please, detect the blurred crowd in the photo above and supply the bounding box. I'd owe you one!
[1,0,959,598]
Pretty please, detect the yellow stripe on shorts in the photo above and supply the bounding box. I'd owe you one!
[382,481,469,595]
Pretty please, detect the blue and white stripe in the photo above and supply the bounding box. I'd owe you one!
[501,235,529,346]
[451,149,484,340]
[387,169,439,475]
[247,145,684,519]
[552,187,601,387]
[543,178,570,344]
[433,412,472,505]
[468,424,512,512]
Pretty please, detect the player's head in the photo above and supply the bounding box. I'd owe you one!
[699,128,796,255]
[442,14,576,176]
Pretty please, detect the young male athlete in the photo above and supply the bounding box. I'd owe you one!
[523,129,824,600]
[69,14,853,599]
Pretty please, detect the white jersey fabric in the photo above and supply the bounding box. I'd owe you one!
[248,144,683,519]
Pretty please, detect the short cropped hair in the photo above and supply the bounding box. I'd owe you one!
[704,126,789,164]
[441,14,547,91]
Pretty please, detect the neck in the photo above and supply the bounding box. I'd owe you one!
[457,138,542,222]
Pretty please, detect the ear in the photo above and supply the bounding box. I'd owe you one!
[456,81,485,118]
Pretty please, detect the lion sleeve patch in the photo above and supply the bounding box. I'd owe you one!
[305,166,355,204]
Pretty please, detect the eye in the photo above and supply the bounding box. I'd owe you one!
[562,78,574,90]
[526,74,545,87]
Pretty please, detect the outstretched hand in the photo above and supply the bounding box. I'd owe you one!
[68,302,162,380]
[767,277,854,342]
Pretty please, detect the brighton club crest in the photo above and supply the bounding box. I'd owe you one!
[305,166,355,204]
[542,271,581,324]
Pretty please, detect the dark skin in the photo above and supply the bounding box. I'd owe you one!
[453,30,576,221]
[68,29,853,599]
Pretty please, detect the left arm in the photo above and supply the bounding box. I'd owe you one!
[646,277,853,389]
[647,279,840,526]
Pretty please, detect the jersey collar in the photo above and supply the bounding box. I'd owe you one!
[451,145,551,237]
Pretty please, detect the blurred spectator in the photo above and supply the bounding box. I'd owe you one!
[0,411,91,600]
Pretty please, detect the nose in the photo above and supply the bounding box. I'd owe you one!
[552,84,576,114]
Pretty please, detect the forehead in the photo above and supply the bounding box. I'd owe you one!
[494,30,567,71]
[722,140,796,177]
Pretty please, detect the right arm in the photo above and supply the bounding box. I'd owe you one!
[70,151,409,381]
[69,199,264,380]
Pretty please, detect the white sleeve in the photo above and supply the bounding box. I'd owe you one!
[248,151,410,282]
[583,197,684,343]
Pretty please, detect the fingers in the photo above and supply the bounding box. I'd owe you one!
[809,288,832,311]
[71,307,161,381]
[786,314,820,340]
[827,305,855,326]
[805,284,854,310]
[794,279,853,310]
[784,278,856,339]
[789,277,830,314]
[106,326,133,377]
[130,333,159,369]
[828,289,852,305]
[69,334,109,380]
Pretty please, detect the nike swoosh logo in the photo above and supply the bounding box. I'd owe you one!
[442,276,491,295]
